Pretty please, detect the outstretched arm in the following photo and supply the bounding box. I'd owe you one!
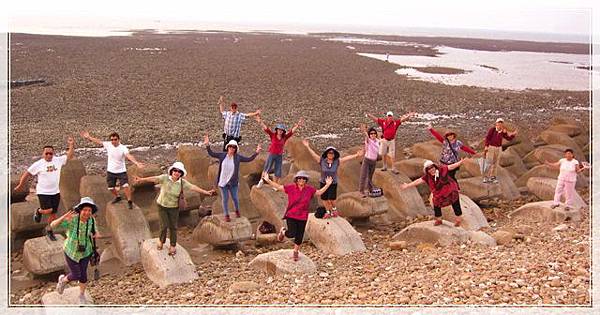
[261,171,284,192]
[359,123,369,137]
[132,175,160,185]
[245,109,262,117]
[399,178,425,190]
[203,134,222,158]
[188,183,216,196]
[80,131,103,146]
[366,113,378,123]
[66,136,75,160]
[290,118,304,134]
[255,115,269,130]
[125,153,144,168]
[239,144,262,162]
[13,171,32,191]
[218,96,225,113]
[427,123,444,143]
[302,139,321,163]
[400,112,417,122]
[448,158,466,170]
[340,149,363,164]
[315,176,334,196]
[544,160,560,168]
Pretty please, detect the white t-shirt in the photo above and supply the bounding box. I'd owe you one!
[27,155,68,195]
[558,158,579,182]
[103,141,129,173]
[218,156,235,187]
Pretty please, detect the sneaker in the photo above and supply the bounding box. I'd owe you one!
[491,177,499,184]
[482,177,490,183]
[550,204,560,209]
[33,208,42,223]
[331,209,340,217]
[46,230,57,241]
[111,196,122,204]
[224,215,231,222]
[56,274,67,294]
[433,219,443,226]
[391,169,400,175]
[277,227,286,242]
[380,168,387,172]
[293,251,299,262]
[127,200,133,209]
[256,179,264,189]
[272,187,278,191]
[323,211,332,219]
[565,206,572,211]
[235,210,241,218]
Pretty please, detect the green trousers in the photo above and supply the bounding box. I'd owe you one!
[157,204,179,247]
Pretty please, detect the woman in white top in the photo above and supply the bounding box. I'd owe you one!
[544,148,584,210]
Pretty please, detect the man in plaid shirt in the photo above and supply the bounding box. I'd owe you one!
[218,96,261,151]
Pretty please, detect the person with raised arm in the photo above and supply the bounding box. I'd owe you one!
[218,95,261,151]
[80,131,144,209]
[400,159,467,227]
[483,118,517,184]
[204,134,261,222]
[544,148,585,210]
[358,124,380,197]
[302,139,363,218]
[132,162,215,256]
[14,137,75,241]
[255,115,304,188]
[261,170,334,261]
[426,122,476,185]
[366,110,416,174]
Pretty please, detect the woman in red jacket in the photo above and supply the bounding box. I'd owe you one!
[426,122,476,185]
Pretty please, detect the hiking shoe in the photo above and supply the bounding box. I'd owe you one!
[323,211,332,219]
[224,215,231,222]
[47,230,57,241]
[111,196,122,204]
[256,179,264,188]
[235,210,241,218]
[277,227,286,242]
[433,219,443,226]
[56,274,67,294]
[550,204,560,209]
[331,210,340,217]
[127,200,133,209]
[391,169,400,175]
[482,177,490,183]
[565,206,572,211]
[491,177,499,184]
[380,168,387,172]
[33,208,42,223]
[293,251,299,262]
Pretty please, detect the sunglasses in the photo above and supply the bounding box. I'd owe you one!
[44,152,54,156]
[369,132,377,135]
[172,169,183,174]
[296,177,308,181]
[110,138,119,141]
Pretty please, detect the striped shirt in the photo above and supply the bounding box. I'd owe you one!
[222,111,247,138]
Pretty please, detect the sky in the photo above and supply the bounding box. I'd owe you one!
[2,0,597,36]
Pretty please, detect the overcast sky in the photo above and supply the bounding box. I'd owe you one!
[5,0,595,35]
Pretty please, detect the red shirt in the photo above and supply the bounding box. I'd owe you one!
[484,127,515,147]
[283,184,316,220]
[265,128,294,155]
[420,165,459,207]
[377,118,402,140]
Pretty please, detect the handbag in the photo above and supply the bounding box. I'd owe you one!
[88,218,101,280]
[178,179,187,211]
[369,187,384,198]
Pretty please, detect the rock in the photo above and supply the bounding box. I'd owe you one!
[249,185,288,231]
[508,201,581,223]
[372,171,428,220]
[492,230,514,245]
[105,201,152,265]
[336,192,388,219]
[41,287,93,305]
[458,176,519,201]
[128,163,163,189]
[176,145,211,187]
[10,199,48,233]
[389,241,408,250]
[256,233,278,246]
[428,193,488,231]
[392,221,470,246]
[504,138,535,158]
[79,175,113,229]
[239,153,267,178]
[305,214,366,255]
[99,244,119,264]
[10,177,29,203]
[336,154,364,193]
[553,224,569,232]
[499,147,529,178]
[516,165,588,188]
[284,138,321,172]
[211,181,260,220]
[538,130,585,161]
[59,159,87,210]
[467,231,497,246]
[526,177,587,210]
[394,158,428,180]
[410,140,442,161]
[369,212,393,226]
[249,249,316,275]
[140,238,198,288]
[228,281,260,293]
[522,144,570,168]
[181,190,202,211]
[547,124,582,137]
[192,214,252,246]
[22,235,66,275]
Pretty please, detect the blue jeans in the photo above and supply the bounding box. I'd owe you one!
[263,153,283,178]
[220,184,239,216]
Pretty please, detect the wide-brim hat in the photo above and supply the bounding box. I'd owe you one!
[321,146,340,160]
[274,124,287,133]
[444,130,457,138]
[293,170,310,181]
[168,161,188,177]
[423,160,437,173]
[496,118,504,123]
[386,111,394,116]
[74,197,98,214]
[225,140,239,150]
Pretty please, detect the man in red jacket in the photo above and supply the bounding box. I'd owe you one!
[367,110,416,174]
[483,118,518,183]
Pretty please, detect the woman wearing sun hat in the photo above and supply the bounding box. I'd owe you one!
[51,197,100,304]
[133,161,215,255]
[302,139,363,218]
[204,134,261,222]
[399,159,466,226]
[427,122,476,185]
[261,170,334,261]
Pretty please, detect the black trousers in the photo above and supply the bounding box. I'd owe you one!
[433,199,462,218]
[223,134,242,151]
[285,218,307,245]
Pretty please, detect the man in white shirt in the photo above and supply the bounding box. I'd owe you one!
[80,131,144,209]
[14,137,75,241]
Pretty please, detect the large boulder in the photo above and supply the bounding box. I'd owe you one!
[503,137,535,158]
[59,159,87,210]
[284,138,320,172]
[372,171,428,220]
[105,201,152,266]
[79,175,113,230]
[210,181,260,220]
[140,238,198,288]
[128,163,163,189]
[537,131,585,162]
[239,153,267,178]
[410,140,442,161]
[394,158,427,180]
[336,192,388,219]
[176,145,211,187]
[508,201,581,222]
[458,176,519,201]
[305,214,366,255]
[11,199,48,233]
[428,194,488,231]
[249,249,316,275]
[41,287,93,305]
[526,177,587,210]
[392,221,495,246]
[10,177,29,203]
[522,144,569,168]
[249,186,288,231]
[193,214,252,246]
[515,165,588,188]
[547,124,582,137]
[499,147,529,179]
[23,235,66,275]
[336,155,363,194]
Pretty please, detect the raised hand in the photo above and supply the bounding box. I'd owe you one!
[302,139,310,147]
[219,96,224,103]
[256,144,262,153]
[427,122,433,129]
[67,136,75,146]
[80,130,90,139]
[203,134,209,146]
